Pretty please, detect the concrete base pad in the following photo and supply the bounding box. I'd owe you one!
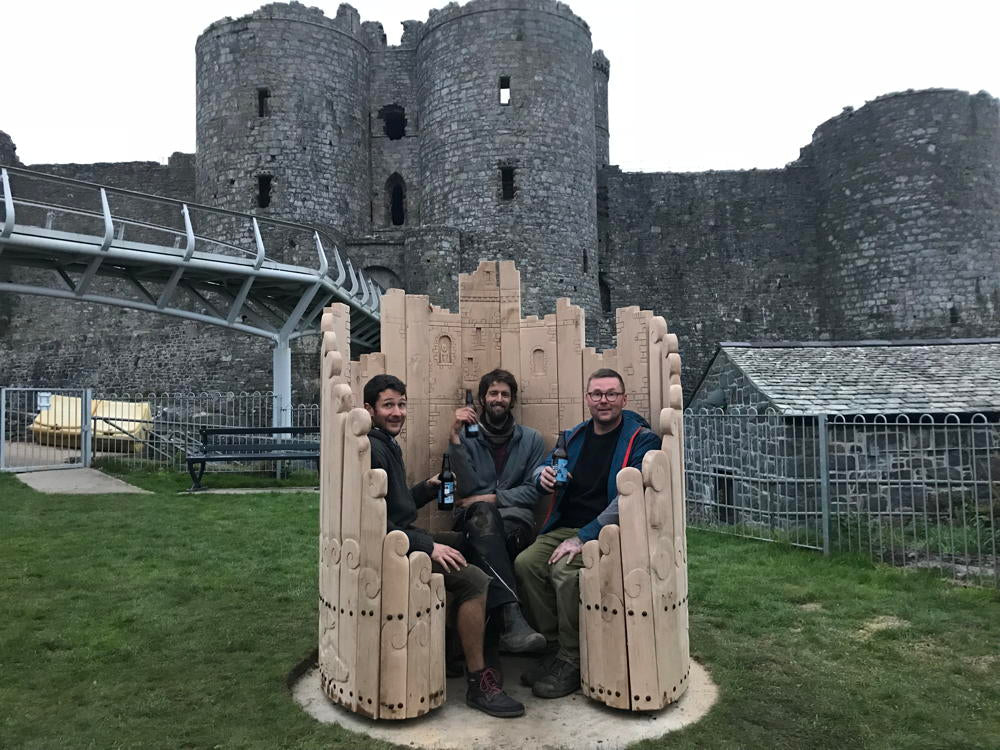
[292,656,717,749]
[14,468,151,494]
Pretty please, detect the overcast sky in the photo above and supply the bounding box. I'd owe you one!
[5,0,998,172]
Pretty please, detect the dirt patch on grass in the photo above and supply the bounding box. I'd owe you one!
[856,615,909,640]
[798,602,824,612]
[965,654,999,673]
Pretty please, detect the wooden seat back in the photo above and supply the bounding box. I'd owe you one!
[317,260,689,717]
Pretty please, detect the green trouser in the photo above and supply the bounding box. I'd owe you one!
[513,527,585,666]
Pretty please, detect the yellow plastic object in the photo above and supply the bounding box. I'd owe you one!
[29,395,152,453]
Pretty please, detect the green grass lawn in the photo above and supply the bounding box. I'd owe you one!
[2,471,998,749]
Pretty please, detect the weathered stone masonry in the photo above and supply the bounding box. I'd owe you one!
[2,1,1000,403]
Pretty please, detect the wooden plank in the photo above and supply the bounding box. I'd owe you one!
[580,540,603,702]
[380,288,408,469]
[428,306,463,534]
[597,524,629,710]
[498,260,523,423]
[322,303,352,386]
[351,352,386,409]
[405,551,432,718]
[648,317,668,437]
[642,449,681,708]
[323,382,352,541]
[519,314,561,452]
[615,307,652,425]
[405,295,432,488]
[429,573,447,709]
[459,261,501,393]
[555,298,585,429]
[338,407,371,713]
[617,466,660,711]
[356,467,388,718]
[665,379,691,680]
[379,531,410,719]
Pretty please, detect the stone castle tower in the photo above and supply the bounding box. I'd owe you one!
[194,0,603,320]
[1,1,999,399]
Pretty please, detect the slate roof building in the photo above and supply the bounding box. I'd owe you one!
[689,339,1000,415]
[684,341,999,581]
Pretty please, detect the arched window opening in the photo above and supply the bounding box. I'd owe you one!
[379,104,407,140]
[364,265,403,293]
[599,272,611,313]
[384,173,406,226]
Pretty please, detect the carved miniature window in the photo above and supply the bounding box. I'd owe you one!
[257,175,272,208]
[500,166,516,200]
[499,76,511,105]
[257,88,271,117]
[379,104,407,140]
[385,173,406,226]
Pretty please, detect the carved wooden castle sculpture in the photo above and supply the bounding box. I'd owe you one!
[318,261,689,718]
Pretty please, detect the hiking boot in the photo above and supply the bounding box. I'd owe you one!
[531,657,580,699]
[519,652,557,687]
[466,667,525,718]
[498,603,547,654]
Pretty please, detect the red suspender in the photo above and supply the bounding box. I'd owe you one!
[620,427,643,470]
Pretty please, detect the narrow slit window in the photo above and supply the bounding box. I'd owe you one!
[257,88,271,117]
[500,166,515,200]
[257,175,272,208]
[499,76,511,105]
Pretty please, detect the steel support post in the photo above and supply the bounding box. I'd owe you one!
[81,389,93,468]
[0,388,6,471]
[818,413,831,556]
[272,336,292,430]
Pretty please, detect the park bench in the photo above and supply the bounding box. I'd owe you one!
[186,425,320,490]
[317,260,689,719]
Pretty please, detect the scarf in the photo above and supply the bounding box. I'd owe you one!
[480,409,515,447]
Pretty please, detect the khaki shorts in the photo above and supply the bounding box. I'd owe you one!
[431,530,490,606]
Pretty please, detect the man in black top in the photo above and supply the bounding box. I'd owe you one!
[364,374,523,718]
[514,368,660,699]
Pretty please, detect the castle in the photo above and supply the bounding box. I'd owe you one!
[2,0,999,401]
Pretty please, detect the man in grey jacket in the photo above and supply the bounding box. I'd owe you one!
[449,369,547,653]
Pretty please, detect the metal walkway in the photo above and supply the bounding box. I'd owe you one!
[0,165,381,426]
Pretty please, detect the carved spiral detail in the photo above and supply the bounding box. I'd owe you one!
[384,529,410,557]
[347,407,373,437]
[615,466,643,499]
[642,449,669,492]
[324,350,343,379]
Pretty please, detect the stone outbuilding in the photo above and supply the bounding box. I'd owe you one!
[684,340,1000,545]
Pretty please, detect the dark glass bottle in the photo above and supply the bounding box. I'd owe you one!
[464,389,480,437]
[438,453,456,511]
[552,432,569,488]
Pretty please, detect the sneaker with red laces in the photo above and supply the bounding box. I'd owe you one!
[466,666,525,718]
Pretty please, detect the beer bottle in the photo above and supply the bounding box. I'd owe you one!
[552,432,569,488]
[438,453,456,511]
[464,389,480,437]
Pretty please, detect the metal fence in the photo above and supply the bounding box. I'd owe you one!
[1,387,92,472]
[684,409,1000,587]
[0,388,320,475]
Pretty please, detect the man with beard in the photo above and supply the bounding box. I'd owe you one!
[514,368,660,699]
[448,369,547,654]
[364,373,524,718]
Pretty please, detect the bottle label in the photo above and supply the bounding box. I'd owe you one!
[439,481,455,509]
[554,458,569,485]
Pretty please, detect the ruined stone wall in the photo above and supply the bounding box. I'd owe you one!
[0,156,289,395]
[807,89,1000,339]
[414,0,601,325]
[369,47,422,230]
[592,51,610,169]
[603,164,821,394]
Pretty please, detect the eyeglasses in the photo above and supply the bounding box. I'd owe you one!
[586,391,623,403]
